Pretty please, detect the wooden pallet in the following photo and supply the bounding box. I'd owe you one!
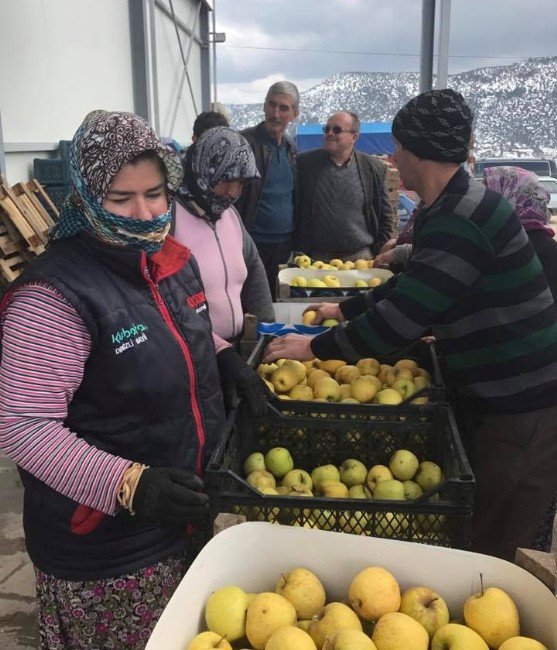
[0,183,45,255]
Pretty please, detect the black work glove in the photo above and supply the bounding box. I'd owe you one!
[217,346,268,417]
[132,467,209,527]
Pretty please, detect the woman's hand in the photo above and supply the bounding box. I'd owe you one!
[303,303,344,326]
[262,334,315,362]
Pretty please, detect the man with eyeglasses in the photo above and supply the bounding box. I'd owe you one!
[236,81,299,299]
[295,111,393,262]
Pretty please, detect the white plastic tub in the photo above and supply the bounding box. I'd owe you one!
[147,522,557,650]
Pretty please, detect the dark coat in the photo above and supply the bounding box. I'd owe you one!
[295,148,394,256]
[235,122,297,230]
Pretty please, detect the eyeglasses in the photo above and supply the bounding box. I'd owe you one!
[322,125,356,135]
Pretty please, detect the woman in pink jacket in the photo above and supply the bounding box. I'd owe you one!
[174,127,274,345]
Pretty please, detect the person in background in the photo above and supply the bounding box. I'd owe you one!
[295,111,394,261]
[236,81,298,299]
[484,165,557,302]
[174,126,273,411]
[262,89,557,562]
[0,110,226,649]
[191,110,229,143]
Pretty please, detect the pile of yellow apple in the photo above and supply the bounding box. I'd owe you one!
[241,447,445,537]
[188,564,545,650]
[293,254,375,271]
[289,275,383,289]
[257,357,431,406]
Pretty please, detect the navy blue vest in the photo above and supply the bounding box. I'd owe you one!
[5,234,224,579]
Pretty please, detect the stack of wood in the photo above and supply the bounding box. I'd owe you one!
[0,179,59,286]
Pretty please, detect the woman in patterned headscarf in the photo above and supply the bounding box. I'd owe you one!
[484,166,557,302]
[0,110,229,649]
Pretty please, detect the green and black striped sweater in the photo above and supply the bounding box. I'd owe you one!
[311,168,557,414]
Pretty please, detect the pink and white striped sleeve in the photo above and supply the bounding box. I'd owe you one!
[0,283,132,515]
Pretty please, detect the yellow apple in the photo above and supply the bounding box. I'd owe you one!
[289,384,314,401]
[399,587,450,639]
[329,258,343,268]
[354,259,369,270]
[318,479,349,498]
[323,629,377,650]
[311,465,340,488]
[367,259,375,268]
[246,592,297,649]
[313,376,341,401]
[205,585,250,642]
[243,451,266,476]
[431,623,488,649]
[356,358,380,376]
[366,465,393,492]
[375,388,403,405]
[338,510,371,535]
[350,376,378,403]
[308,279,327,288]
[291,275,308,287]
[339,458,368,486]
[368,277,382,288]
[307,369,330,389]
[377,364,393,383]
[354,279,369,288]
[275,567,326,619]
[373,479,405,500]
[463,587,520,648]
[348,566,401,621]
[372,611,429,649]
[499,638,548,650]
[389,449,419,481]
[338,384,353,400]
[402,480,423,499]
[392,377,416,400]
[297,620,311,632]
[342,260,355,269]
[349,484,372,498]
[308,602,362,648]
[416,367,432,382]
[265,625,317,650]
[335,364,361,384]
[281,469,313,491]
[312,260,325,269]
[302,310,317,325]
[297,255,311,268]
[246,470,276,490]
[415,461,443,491]
[394,358,419,375]
[187,631,233,650]
[323,275,342,288]
[271,366,300,393]
[257,362,278,378]
[322,318,340,327]
[317,359,347,374]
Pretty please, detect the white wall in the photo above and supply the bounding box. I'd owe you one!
[0,0,135,183]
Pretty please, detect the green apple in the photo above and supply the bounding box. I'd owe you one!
[265,447,294,478]
[373,479,405,500]
[389,449,419,481]
[366,465,393,492]
[243,451,266,476]
[338,510,371,535]
[463,587,520,648]
[205,585,250,642]
[431,623,489,649]
[415,461,443,492]
[281,469,313,491]
[311,464,341,489]
[310,509,336,531]
[339,459,368,487]
[374,511,410,536]
[400,587,450,639]
[402,480,423,500]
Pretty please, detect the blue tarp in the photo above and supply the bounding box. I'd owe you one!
[296,122,395,155]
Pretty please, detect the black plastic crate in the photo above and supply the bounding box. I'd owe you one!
[41,183,70,211]
[33,158,70,185]
[249,335,446,404]
[207,402,475,549]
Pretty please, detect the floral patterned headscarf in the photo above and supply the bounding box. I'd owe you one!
[50,110,183,253]
[484,166,554,236]
[179,126,259,220]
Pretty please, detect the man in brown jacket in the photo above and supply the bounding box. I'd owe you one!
[295,111,393,261]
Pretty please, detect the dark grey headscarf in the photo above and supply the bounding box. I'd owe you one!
[179,127,259,220]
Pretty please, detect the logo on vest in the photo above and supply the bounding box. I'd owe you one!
[111,323,149,355]
[186,291,207,314]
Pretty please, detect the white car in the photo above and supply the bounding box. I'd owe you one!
[539,177,557,216]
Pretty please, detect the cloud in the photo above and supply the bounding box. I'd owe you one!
[214,0,557,103]
[217,74,324,105]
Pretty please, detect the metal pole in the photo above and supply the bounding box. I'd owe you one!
[0,110,6,182]
[420,0,436,93]
[148,0,160,133]
[437,0,451,89]
[212,0,217,106]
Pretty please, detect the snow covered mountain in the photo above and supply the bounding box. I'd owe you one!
[226,57,557,157]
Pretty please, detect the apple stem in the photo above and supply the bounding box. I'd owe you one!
[480,572,484,597]
[426,597,438,607]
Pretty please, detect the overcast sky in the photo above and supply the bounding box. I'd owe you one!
[214,0,557,104]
